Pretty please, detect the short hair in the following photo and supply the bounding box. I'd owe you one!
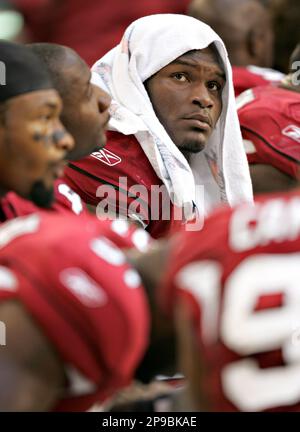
[27,43,83,99]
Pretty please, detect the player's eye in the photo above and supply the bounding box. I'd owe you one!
[172,73,188,82]
[207,81,222,91]
[38,112,52,121]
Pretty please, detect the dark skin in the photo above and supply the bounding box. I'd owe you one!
[0,89,74,200]
[29,44,111,161]
[145,47,225,160]
[188,0,274,67]
[57,55,111,161]
[0,300,65,411]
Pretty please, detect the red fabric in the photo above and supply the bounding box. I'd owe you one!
[161,189,300,411]
[0,213,150,411]
[63,131,183,239]
[12,0,190,66]
[238,85,300,178]
[233,66,276,97]
[0,179,87,222]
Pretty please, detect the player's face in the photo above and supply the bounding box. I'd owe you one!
[60,61,111,161]
[145,47,225,157]
[0,89,74,206]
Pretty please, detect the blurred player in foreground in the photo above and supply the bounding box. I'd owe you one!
[0,214,151,411]
[161,187,300,411]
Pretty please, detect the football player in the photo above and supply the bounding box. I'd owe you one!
[237,42,300,194]
[0,41,74,213]
[161,188,300,411]
[188,0,284,96]
[63,14,252,238]
[1,43,111,219]
[0,213,151,411]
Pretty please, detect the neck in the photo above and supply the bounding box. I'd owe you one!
[181,150,191,163]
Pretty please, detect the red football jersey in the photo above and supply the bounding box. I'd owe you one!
[237,85,300,178]
[63,131,183,239]
[0,179,86,223]
[162,189,300,411]
[0,213,150,411]
[233,66,283,97]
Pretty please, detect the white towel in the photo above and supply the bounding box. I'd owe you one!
[91,14,253,219]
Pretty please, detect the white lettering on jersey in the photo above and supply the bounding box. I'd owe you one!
[123,269,141,289]
[90,237,126,266]
[58,184,83,215]
[0,214,40,249]
[65,365,97,397]
[176,261,222,344]
[247,65,284,82]
[221,254,300,411]
[0,266,17,292]
[60,268,107,308]
[0,266,18,347]
[282,125,300,144]
[177,253,300,411]
[243,139,257,155]
[236,89,255,110]
[229,198,300,252]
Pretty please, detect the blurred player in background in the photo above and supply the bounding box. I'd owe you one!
[237,42,300,194]
[188,0,284,96]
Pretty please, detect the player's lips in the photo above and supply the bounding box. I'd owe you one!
[183,113,212,131]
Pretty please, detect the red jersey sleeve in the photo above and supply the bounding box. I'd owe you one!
[238,86,300,178]
[0,213,150,411]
